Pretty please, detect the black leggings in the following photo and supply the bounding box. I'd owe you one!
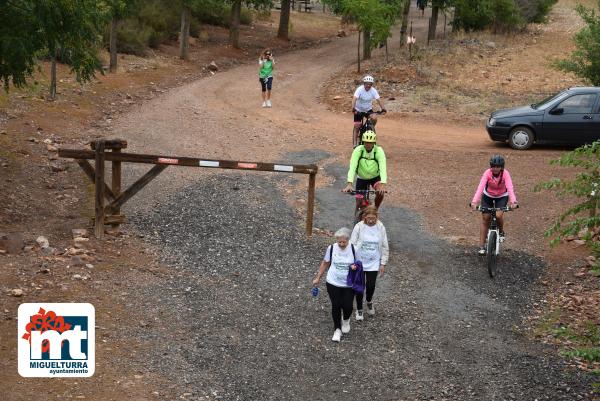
[326,283,354,330]
[355,271,378,310]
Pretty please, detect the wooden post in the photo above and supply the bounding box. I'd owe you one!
[94,140,106,239]
[306,172,316,236]
[110,142,127,228]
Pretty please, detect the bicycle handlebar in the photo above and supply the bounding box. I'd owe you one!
[354,110,386,117]
[473,204,519,212]
[343,189,389,195]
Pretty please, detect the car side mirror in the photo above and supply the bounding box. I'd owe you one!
[550,107,564,115]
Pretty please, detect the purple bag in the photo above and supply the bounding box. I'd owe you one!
[346,260,365,294]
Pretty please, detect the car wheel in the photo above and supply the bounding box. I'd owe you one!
[508,126,534,150]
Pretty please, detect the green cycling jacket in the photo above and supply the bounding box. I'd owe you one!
[347,144,387,183]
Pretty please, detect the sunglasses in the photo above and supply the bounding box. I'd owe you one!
[490,165,502,168]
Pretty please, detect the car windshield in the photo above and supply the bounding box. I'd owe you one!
[531,91,568,110]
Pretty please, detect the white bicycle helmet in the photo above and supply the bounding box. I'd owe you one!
[363,75,375,83]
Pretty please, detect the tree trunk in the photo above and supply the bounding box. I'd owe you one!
[229,0,241,48]
[50,48,57,100]
[179,6,191,60]
[278,0,291,40]
[357,30,361,73]
[385,40,388,63]
[400,0,410,47]
[362,30,371,60]
[109,16,118,73]
[428,5,439,42]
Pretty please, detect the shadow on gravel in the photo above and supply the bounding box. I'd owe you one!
[127,164,593,400]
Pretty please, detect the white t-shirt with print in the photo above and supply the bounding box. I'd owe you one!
[353,85,380,112]
[324,244,354,288]
[357,224,381,271]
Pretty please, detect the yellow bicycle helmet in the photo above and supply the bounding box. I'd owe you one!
[362,130,377,143]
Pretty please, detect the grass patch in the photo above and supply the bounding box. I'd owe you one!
[533,307,562,337]
[561,347,600,363]
[552,321,600,344]
[0,91,9,108]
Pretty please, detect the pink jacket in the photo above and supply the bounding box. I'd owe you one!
[472,168,517,204]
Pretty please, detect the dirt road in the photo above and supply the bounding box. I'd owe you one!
[90,8,596,400]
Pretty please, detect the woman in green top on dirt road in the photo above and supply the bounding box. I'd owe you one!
[259,48,275,108]
[342,131,387,213]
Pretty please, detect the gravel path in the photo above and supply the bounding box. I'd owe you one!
[129,164,594,400]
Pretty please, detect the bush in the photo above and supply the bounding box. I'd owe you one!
[554,1,600,86]
[491,0,524,31]
[516,0,558,23]
[137,0,180,35]
[531,0,559,23]
[451,0,493,31]
[116,21,154,56]
[148,29,165,49]
[193,4,253,28]
[254,9,272,22]
[535,141,600,256]
[240,8,253,25]
[452,0,525,32]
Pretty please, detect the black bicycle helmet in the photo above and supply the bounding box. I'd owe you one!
[489,154,505,167]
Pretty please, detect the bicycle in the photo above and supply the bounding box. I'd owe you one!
[344,189,387,224]
[353,110,385,148]
[475,204,518,278]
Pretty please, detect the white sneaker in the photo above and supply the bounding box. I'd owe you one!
[331,329,342,342]
[266,100,272,108]
[367,302,375,316]
[341,318,351,333]
[355,310,364,321]
[262,101,267,108]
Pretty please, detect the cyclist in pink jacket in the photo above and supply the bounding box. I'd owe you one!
[470,155,518,255]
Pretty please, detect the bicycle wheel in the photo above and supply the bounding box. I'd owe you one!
[486,231,497,278]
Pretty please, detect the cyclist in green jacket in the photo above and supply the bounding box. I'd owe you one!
[342,131,387,212]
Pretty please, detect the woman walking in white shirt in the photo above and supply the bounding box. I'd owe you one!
[312,228,356,342]
[350,205,389,320]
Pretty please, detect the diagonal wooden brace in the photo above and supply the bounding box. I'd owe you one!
[105,164,167,215]
[76,159,116,201]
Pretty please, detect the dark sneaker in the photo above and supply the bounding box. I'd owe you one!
[499,231,506,242]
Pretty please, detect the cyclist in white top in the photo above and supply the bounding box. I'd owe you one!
[352,75,386,143]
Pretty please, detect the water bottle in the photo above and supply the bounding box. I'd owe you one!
[311,287,319,298]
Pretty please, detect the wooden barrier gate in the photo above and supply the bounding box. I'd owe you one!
[59,139,318,239]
